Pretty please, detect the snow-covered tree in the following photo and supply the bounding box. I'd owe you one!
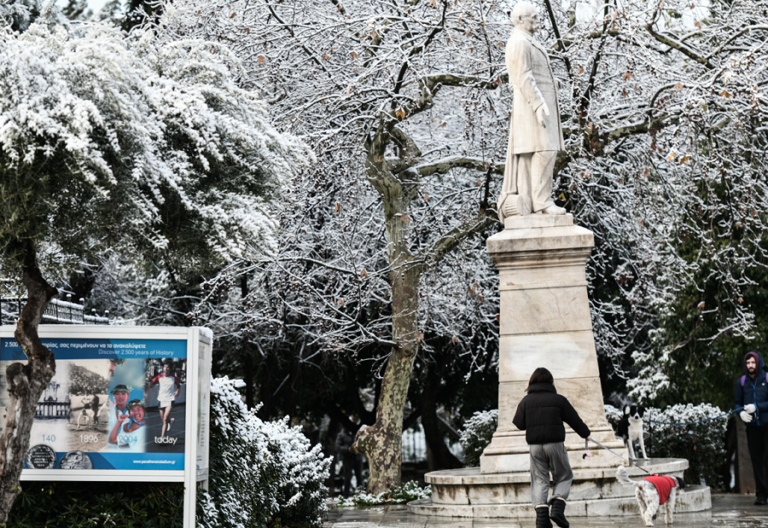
[0,13,309,519]
[0,0,41,31]
[156,0,508,491]
[155,0,768,490]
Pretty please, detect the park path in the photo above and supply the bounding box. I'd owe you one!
[325,494,768,527]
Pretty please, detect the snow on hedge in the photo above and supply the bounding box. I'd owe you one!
[604,403,727,487]
[198,377,331,528]
[459,410,498,467]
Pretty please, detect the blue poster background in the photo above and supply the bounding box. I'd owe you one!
[0,338,186,361]
[0,337,186,471]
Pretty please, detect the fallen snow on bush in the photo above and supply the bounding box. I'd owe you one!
[604,402,727,488]
[336,481,431,507]
[198,377,331,528]
[459,410,498,467]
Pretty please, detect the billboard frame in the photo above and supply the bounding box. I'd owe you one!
[0,325,212,528]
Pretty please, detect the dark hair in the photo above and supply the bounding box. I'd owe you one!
[526,368,554,391]
[163,359,173,366]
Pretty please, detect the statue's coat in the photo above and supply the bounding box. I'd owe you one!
[498,28,565,221]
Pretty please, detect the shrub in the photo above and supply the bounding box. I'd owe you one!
[8,481,184,527]
[604,403,727,489]
[263,418,331,527]
[336,481,431,506]
[199,377,332,528]
[458,410,498,467]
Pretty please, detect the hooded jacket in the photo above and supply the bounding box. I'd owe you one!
[335,429,357,460]
[734,351,768,427]
[512,383,591,445]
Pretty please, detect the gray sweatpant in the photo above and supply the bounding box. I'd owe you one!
[530,442,574,507]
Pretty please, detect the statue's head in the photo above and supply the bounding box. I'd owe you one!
[511,1,540,34]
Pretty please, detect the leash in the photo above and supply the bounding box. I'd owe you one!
[648,406,743,426]
[583,438,652,474]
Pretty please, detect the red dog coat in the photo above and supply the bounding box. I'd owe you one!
[642,475,677,505]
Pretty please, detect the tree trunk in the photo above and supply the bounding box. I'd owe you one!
[256,351,274,420]
[353,135,423,490]
[352,121,489,491]
[324,417,341,497]
[0,239,57,523]
[240,275,255,409]
[243,341,255,409]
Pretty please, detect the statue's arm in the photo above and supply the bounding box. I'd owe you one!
[507,38,546,113]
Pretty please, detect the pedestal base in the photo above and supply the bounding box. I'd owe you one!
[480,429,627,473]
[407,459,711,518]
[482,213,619,474]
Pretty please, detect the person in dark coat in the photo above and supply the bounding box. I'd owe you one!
[335,426,364,497]
[513,367,591,528]
[90,394,101,425]
[734,351,768,505]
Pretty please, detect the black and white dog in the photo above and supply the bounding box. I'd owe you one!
[616,466,685,526]
[617,405,648,459]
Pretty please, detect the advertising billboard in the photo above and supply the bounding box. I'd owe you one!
[0,337,188,471]
[0,326,210,491]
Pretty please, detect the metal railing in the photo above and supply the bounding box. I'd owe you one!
[0,297,109,326]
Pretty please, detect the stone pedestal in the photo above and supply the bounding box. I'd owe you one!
[407,214,712,518]
[480,214,623,474]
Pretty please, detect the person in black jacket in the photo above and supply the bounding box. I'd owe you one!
[335,426,364,497]
[734,351,768,505]
[513,367,591,528]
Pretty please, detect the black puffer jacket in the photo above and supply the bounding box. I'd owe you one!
[512,383,591,445]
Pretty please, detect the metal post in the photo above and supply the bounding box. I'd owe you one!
[183,329,199,528]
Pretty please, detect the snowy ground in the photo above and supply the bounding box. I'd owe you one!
[324,494,768,527]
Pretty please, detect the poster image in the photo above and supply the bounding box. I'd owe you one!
[144,358,187,453]
[0,337,187,471]
[67,360,110,452]
[107,359,148,453]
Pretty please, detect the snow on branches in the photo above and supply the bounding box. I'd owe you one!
[0,0,41,31]
[156,0,767,405]
[0,15,311,275]
[157,0,508,377]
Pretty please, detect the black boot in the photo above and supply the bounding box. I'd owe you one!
[549,498,569,528]
[535,505,553,528]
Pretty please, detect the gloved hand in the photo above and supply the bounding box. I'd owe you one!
[741,411,754,423]
[745,404,757,414]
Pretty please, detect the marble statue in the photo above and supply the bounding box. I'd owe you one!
[497,1,566,222]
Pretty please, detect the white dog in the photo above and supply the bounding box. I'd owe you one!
[616,466,685,526]
[617,405,648,459]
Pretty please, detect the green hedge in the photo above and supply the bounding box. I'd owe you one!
[7,481,183,528]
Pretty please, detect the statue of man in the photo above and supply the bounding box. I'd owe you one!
[497,1,566,222]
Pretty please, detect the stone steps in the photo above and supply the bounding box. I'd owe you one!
[408,458,711,518]
[407,485,711,518]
